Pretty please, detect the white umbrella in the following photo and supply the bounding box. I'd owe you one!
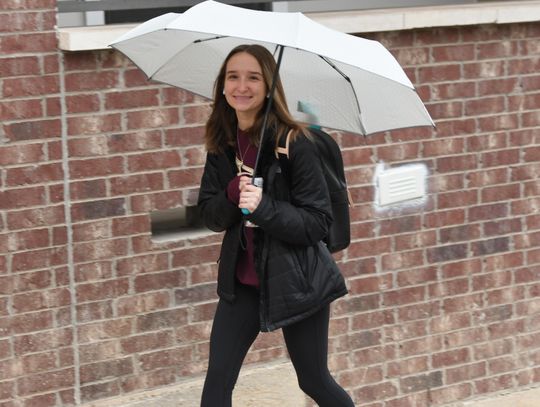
[110,0,434,136]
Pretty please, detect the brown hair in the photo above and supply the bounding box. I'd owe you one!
[204,44,306,154]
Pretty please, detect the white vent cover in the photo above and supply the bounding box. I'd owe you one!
[377,164,427,206]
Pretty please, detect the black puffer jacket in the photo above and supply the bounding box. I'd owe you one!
[197,130,348,331]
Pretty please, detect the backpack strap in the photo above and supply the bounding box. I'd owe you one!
[275,129,293,159]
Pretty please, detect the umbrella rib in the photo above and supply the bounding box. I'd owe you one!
[319,55,366,135]
[148,33,227,81]
[193,35,226,43]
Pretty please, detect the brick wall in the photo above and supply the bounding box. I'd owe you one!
[1,1,539,406]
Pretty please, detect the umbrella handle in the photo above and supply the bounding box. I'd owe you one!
[241,177,263,216]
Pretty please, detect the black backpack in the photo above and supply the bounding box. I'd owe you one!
[275,127,352,253]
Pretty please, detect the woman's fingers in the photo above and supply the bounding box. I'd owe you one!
[239,184,262,212]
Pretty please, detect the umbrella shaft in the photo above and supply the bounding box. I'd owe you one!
[252,44,285,180]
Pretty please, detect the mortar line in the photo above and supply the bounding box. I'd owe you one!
[58,50,82,405]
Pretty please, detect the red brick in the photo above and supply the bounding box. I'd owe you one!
[427,243,468,263]
[383,287,425,307]
[488,319,525,340]
[9,311,54,335]
[181,146,206,166]
[483,219,522,236]
[110,173,164,195]
[474,373,514,394]
[487,286,526,307]
[467,168,509,188]
[138,347,192,371]
[341,147,373,167]
[479,114,520,132]
[482,149,521,168]
[437,190,478,209]
[382,250,424,271]
[108,130,164,153]
[464,59,505,79]
[65,71,119,92]
[0,56,40,77]
[171,245,221,268]
[376,142,421,162]
[65,94,100,114]
[6,163,63,186]
[80,380,120,403]
[175,283,217,305]
[13,289,70,313]
[69,179,107,200]
[426,100,463,119]
[2,76,58,98]
[182,104,211,125]
[105,89,159,109]
[126,108,180,130]
[400,371,443,394]
[14,328,72,356]
[71,198,126,222]
[435,118,476,137]
[127,151,181,172]
[67,114,122,136]
[165,126,205,147]
[124,68,149,87]
[190,302,217,323]
[80,358,133,384]
[73,238,128,263]
[115,253,169,277]
[466,96,506,116]
[437,155,478,173]
[76,279,129,303]
[111,216,148,237]
[136,308,188,332]
[162,87,197,105]
[440,224,481,243]
[418,64,461,83]
[4,119,61,142]
[472,237,510,256]
[481,184,521,203]
[134,270,186,294]
[424,209,466,228]
[447,362,487,385]
[116,290,172,316]
[78,318,133,344]
[350,275,391,295]
[433,348,470,368]
[120,331,173,354]
[347,238,392,259]
[0,32,56,54]
[76,300,113,323]
[479,78,520,96]
[429,278,470,298]
[512,163,540,182]
[354,381,398,404]
[12,247,66,272]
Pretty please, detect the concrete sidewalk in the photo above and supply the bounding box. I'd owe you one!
[83,360,540,407]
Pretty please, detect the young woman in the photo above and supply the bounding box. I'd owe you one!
[198,44,354,407]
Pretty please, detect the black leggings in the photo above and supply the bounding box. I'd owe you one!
[200,283,355,407]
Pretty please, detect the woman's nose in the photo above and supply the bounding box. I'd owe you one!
[238,78,248,91]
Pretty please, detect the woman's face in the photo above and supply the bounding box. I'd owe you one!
[224,51,267,125]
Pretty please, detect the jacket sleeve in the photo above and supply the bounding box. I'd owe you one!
[248,135,332,246]
[197,152,242,232]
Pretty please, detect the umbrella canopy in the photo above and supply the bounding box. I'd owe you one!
[110,0,433,135]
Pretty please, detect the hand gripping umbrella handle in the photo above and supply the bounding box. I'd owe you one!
[241,177,263,216]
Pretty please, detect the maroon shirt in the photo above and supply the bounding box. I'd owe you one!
[226,129,259,287]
